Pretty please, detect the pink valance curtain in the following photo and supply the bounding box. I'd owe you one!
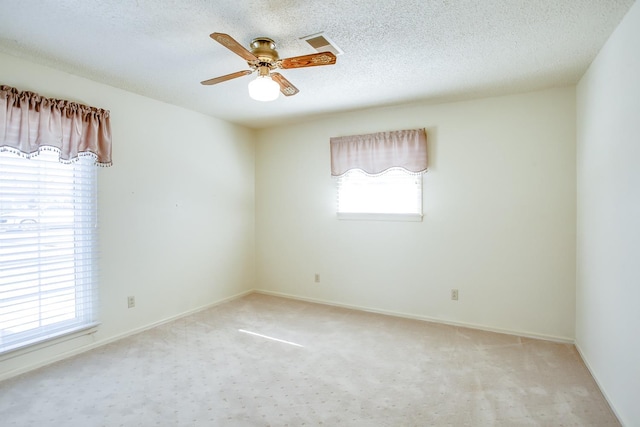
[0,85,112,166]
[330,128,427,177]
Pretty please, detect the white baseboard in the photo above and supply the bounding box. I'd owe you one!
[253,289,575,344]
[0,289,253,382]
[574,343,624,426]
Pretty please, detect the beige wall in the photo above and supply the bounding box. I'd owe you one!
[0,52,256,379]
[255,87,576,341]
[576,1,640,424]
[0,52,578,381]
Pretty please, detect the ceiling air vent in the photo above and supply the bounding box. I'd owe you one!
[300,32,343,56]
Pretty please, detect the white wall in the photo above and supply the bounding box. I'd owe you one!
[0,52,256,379]
[576,1,640,425]
[256,87,576,341]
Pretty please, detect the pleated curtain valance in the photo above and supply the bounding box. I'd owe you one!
[0,85,112,166]
[330,128,427,177]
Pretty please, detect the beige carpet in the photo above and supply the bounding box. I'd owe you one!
[0,293,619,426]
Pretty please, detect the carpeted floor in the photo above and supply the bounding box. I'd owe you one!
[0,293,620,426]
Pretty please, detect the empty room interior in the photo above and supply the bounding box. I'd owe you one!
[0,1,639,425]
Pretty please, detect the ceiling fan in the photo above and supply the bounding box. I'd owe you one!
[201,32,337,101]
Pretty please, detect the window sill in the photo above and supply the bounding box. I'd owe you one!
[337,212,423,222]
[0,323,100,360]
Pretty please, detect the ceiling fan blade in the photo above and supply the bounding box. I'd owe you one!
[279,52,336,69]
[210,32,258,62]
[271,73,299,96]
[201,70,253,85]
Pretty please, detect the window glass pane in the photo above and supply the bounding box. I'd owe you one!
[337,169,422,215]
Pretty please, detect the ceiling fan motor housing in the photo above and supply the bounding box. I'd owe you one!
[250,38,279,64]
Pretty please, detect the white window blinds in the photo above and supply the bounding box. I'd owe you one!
[0,150,98,354]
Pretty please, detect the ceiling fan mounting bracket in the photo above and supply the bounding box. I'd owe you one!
[248,61,277,72]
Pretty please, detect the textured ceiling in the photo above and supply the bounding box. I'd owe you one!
[0,0,635,129]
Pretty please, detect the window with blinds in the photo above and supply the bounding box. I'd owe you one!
[336,168,423,221]
[0,150,98,354]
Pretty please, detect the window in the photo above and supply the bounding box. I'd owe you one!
[0,151,98,354]
[330,128,427,221]
[336,168,423,220]
[0,84,110,354]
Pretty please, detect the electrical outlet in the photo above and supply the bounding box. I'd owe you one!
[314,273,320,283]
[451,289,459,301]
[127,296,135,308]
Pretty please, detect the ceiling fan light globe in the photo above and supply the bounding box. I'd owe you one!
[248,76,280,102]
